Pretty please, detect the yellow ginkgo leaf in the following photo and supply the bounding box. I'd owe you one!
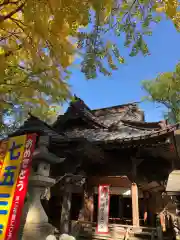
[0,47,5,55]
[156,6,166,12]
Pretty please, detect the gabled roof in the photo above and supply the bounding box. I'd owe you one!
[53,95,108,130]
[92,102,144,119]
[8,114,65,139]
[9,97,179,148]
[53,96,179,145]
[53,96,144,131]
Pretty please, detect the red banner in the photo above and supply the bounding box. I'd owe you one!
[96,185,110,234]
[4,134,36,240]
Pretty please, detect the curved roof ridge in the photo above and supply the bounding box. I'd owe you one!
[72,100,109,129]
[61,96,110,129]
[121,119,167,130]
[96,123,179,144]
[92,101,140,111]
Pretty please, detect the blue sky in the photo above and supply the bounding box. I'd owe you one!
[67,18,180,122]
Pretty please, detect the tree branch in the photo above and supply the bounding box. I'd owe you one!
[0,31,21,42]
[4,44,22,57]
[0,1,25,23]
[104,0,137,34]
[0,0,19,7]
[10,17,27,29]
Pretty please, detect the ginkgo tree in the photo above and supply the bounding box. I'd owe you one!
[0,0,180,134]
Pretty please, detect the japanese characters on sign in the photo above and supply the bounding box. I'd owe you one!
[0,134,36,240]
[96,185,110,234]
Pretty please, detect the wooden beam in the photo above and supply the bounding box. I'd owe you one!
[88,176,131,188]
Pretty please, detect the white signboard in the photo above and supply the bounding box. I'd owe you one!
[96,185,110,234]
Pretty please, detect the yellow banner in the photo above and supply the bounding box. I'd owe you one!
[0,135,26,239]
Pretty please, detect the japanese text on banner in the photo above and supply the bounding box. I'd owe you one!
[97,185,110,234]
[5,134,36,240]
[0,134,36,240]
[0,135,26,240]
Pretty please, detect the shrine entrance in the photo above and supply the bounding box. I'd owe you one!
[49,174,172,239]
[93,192,133,224]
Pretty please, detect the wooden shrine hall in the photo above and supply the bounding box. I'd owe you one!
[9,96,180,239]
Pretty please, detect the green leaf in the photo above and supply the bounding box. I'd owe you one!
[143,31,152,36]
[118,56,125,64]
[153,16,162,23]
[142,62,180,123]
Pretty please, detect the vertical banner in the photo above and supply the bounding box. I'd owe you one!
[0,134,36,240]
[0,140,8,173]
[96,185,110,234]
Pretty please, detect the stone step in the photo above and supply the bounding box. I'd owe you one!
[76,231,158,240]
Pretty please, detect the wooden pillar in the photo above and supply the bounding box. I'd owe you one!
[131,156,140,227]
[131,183,140,227]
[143,191,148,225]
[79,182,94,222]
[60,180,72,234]
[84,188,94,222]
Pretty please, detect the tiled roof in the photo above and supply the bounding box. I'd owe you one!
[64,124,178,144]
[52,97,178,144]
[53,96,109,130]
[53,97,145,134]
[9,114,65,139]
[9,97,179,146]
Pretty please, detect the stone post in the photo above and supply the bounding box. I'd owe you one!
[20,162,55,240]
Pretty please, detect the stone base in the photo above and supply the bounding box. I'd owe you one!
[21,223,54,240]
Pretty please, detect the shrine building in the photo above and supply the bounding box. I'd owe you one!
[9,96,180,240]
